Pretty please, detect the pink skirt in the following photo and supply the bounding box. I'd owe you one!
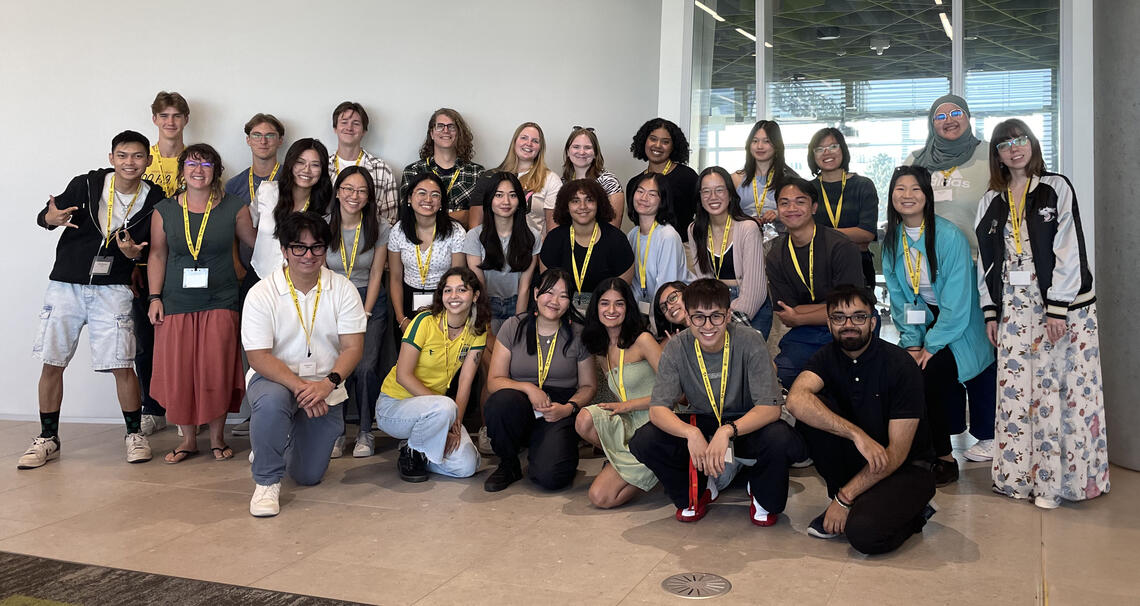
[151,309,245,426]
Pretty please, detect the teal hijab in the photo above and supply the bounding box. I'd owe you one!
[911,94,982,171]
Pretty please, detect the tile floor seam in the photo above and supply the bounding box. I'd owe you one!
[1039,511,1047,606]
[610,548,671,605]
[408,565,481,606]
[823,560,850,605]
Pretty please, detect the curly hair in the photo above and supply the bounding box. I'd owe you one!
[551,179,615,227]
[629,118,690,164]
[417,108,475,164]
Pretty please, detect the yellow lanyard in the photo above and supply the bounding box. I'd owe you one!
[414,224,436,285]
[181,191,215,262]
[333,150,363,175]
[570,223,599,292]
[708,217,733,279]
[428,157,461,194]
[536,328,559,388]
[636,222,657,289]
[104,175,141,248]
[939,167,957,187]
[340,224,361,279]
[788,225,816,301]
[285,267,322,357]
[819,171,847,228]
[442,315,471,383]
[901,223,925,296]
[247,163,279,204]
[606,348,628,402]
[150,145,175,194]
[693,330,730,425]
[1007,185,1027,255]
[646,160,674,176]
[752,170,774,214]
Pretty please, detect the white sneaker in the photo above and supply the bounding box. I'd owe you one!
[125,433,152,464]
[353,431,374,458]
[17,436,60,469]
[964,439,994,462]
[330,435,345,459]
[140,414,167,436]
[476,426,494,456]
[249,482,281,517]
[1034,495,1060,510]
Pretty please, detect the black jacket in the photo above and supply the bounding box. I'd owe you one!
[36,168,164,286]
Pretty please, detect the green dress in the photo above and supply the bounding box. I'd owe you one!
[587,358,658,491]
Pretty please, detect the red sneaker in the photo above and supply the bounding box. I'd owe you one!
[676,489,713,523]
[748,484,778,527]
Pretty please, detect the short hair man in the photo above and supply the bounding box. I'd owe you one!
[242,212,366,517]
[21,130,166,469]
[765,177,865,388]
[225,113,286,206]
[329,101,399,224]
[630,279,807,525]
[401,108,484,226]
[786,285,937,555]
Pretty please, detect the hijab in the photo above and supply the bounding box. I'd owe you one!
[911,94,982,171]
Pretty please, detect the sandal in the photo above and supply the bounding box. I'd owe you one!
[164,449,199,464]
[211,445,234,461]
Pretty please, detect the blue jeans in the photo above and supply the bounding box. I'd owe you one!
[726,285,772,340]
[375,393,479,477]
[248,374,344,486]
[344,286,387,433]
[775,325,834,389]
[489,295,518,335]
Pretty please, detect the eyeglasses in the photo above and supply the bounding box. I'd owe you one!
[287,243,328,257]
[689,312,727,327]
[933,109,965,121]
[814,143,841,154]
[828,312,871,326]
[338,185,369,198]
[658,291,682,313]
[433,123,458,133]
[699,186,728,198]
[572,125,596,132]
[183,161,213,169]
[249,133,279,141]
[635,187,661,200]
[995,136,1030,152]
[413,188,443,202]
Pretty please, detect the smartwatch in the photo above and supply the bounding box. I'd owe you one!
[326,372,343,387]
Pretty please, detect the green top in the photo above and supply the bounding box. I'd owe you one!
[156,193,243,315]
[606,358,656,401]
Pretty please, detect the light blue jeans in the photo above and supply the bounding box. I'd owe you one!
[375,393,479,478]
[249,374,344,486]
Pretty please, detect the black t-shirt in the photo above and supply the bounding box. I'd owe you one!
[626,163,699,242]
[540,222,634,294]
[765,224,864,307]
[803,338,935,462]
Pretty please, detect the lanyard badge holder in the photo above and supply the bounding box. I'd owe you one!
[182,192,214,289]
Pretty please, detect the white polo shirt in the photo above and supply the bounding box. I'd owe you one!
[242,265,367,405]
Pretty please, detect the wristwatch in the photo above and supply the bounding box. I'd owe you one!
[326,372,343,387]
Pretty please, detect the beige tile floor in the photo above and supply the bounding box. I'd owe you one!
[0,419,1136,606]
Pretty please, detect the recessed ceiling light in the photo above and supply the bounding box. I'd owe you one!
[816,27,840,40]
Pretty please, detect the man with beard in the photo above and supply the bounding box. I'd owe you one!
[785,284,937,555]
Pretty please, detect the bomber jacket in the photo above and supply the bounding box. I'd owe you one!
[974,172,1094,321]
[36,168,164,286]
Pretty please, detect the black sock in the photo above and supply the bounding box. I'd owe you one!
[123,409,142,435]
[39,412,60,439]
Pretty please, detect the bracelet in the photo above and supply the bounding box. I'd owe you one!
[148,294,162,302]
[834,492,854,509]
[567,401,580,414]
[728,420,739,439]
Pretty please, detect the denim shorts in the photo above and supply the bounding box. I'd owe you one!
[32,281,135,370]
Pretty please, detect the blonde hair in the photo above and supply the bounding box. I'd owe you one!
[495,122,550,193]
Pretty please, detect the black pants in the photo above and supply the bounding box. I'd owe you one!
[860,250,876,289]
[483,386,578,490]
[629,414,807,513]
[132,282,163,417]
[800,418,936,555]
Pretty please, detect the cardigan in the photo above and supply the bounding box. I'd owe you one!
[687,218,768,318]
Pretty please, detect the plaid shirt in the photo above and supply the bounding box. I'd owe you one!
[401,158,485,213]
[330,148,400,224]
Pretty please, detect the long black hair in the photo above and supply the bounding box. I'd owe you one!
[514,268,582,357]
[692,166,758,275]
[327,166,379,253]
[275,138,332,227]
[582,278,647,355]
[429,267,491,337]
[883,165,939,278]
[741,120,795,197]
[478,171,535,273]
[625,172,677,227]
[398,172,456,244]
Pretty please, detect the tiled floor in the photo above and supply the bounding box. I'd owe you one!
[0,419,1136,605]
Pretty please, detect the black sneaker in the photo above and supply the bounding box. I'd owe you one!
[397,444,428,483]
[912,500,939,535]
[483,461,522,492]
[933,458,959,487]
[807,512,841,539]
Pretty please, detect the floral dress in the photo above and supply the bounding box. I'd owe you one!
[992,215,1109,505]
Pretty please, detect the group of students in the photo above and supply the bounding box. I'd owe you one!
[23,90,1108,556]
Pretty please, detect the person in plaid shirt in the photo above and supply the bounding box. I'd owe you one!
[402,108,484,227]
[329,101,400,225]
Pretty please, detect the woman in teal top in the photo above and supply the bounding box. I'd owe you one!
[882,166,996,486]
[147,144,257,463]
[578,277,661,508]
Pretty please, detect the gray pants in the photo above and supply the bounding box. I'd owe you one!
[249,373,344,486]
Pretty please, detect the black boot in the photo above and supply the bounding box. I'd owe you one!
[397,444,429,483]
[484,458,523,492]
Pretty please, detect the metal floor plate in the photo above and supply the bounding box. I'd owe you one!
[661,572,732,599]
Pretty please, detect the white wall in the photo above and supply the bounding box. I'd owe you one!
[0,0,663,421]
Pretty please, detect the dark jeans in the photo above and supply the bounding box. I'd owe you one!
[860,250,876,289]
[343,286,389,432]
[923,349,998,456]
[629,414,807,512]
[132,282,163,417]
[775,325,833,389]
[483,386,579,490]
[799,404,936,555]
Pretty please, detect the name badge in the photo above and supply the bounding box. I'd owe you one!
[904,303,926,325]
[298,361,317,377]
[724,443,735,464]
[182,267,209,288]
[933,188,953,202]
[1009,270,1032,286]
[90,256,113,276]
[412,292,433,310]
[638,300,651,316]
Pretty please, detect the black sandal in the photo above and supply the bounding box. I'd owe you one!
[211,445,234,461]
[164,449,199,464]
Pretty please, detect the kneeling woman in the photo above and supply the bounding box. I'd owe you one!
[577,278,661,508]
[376,267,490,482]
[483,268,597,492]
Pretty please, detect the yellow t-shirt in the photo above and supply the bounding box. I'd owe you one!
[380,311,487,400]
[145,145,182,197]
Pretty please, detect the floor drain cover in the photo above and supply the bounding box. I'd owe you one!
[661,572,731,599]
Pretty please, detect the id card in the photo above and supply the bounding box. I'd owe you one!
[933,188,953,202]
[182,267,209,288]
[904,303,926,325]
[638,300,651,316]
[724,444,735,464]
[298,361,317,377]
[412,292,432,310]
[90,256,113,276]
[1009,270,1032,286]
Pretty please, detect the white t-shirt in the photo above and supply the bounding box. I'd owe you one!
[904,225,937,305]
[904,141,990,255]
[525,170,563,237]
[241,266,367,405]
[98,173,150,238]
[250,181,285,279]
[387,220,466,290]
